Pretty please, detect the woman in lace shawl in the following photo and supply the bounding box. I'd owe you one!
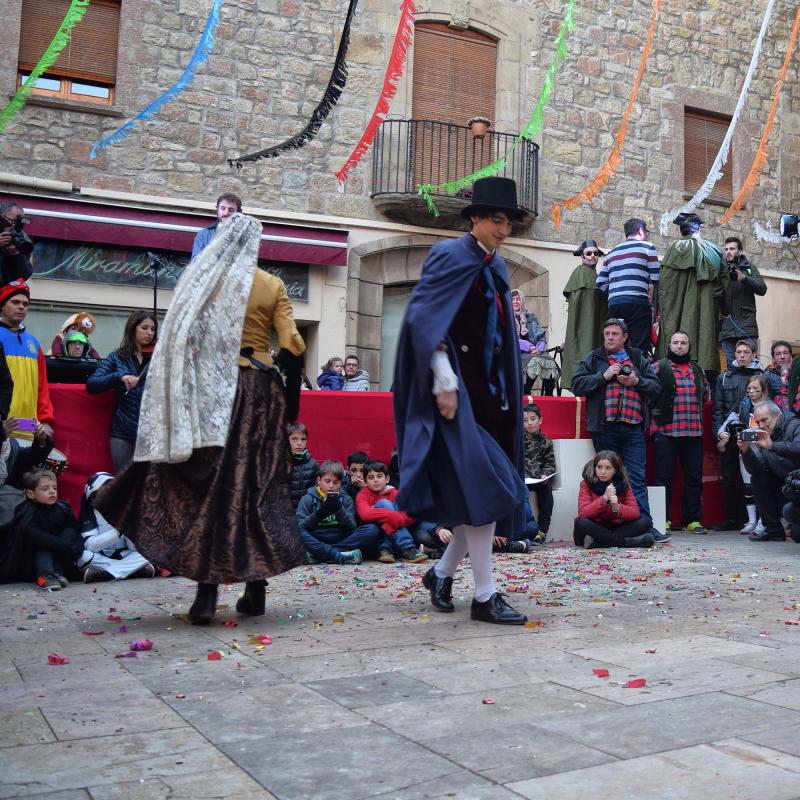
[95,214,307,624]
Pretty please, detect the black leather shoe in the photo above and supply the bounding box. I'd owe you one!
[422,566,454,612]
[188,583,218,625]
[713,519,739,532]
[748,531,786,542]
[623,533,655,548]
[236,580,267,616]
[470,593,527,625]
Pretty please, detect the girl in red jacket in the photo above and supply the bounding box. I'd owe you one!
[573,450,654,549]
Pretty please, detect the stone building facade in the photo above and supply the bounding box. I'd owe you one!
[1,0,798,387]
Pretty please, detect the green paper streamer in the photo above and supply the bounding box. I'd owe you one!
[0,0,91,134]
[418,0,575,216]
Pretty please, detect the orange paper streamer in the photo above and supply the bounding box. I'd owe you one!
[552,0,661,229]
[719,5,800,225]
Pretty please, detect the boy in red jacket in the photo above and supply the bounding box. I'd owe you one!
[356,461,427,563]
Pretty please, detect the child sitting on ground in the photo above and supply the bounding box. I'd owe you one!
[523,403,555,543]
[342,450,369,503]
[317,357,345,390]
[15,469,93,590]
[297,460,381,564]
[78,472,156,583]
[355,460,427,563]
[573,451,653,549]
[413,522,453,560]
[289,422,319,509]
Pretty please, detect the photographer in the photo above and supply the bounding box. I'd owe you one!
[572,318,665,540]
[719,237,766,367]
[0,201,33,286]
[738,400,800,542]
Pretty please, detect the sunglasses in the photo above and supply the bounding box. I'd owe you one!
[583,250,600,257]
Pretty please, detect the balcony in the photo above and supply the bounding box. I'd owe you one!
[370,118,538,230]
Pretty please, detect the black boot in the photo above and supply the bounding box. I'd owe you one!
[422,566,454,612]
[622,533,655,548]
[236,580,267,616]
[188,583,218,625]
[470,593,527,625]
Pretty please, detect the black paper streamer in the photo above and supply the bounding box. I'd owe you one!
[228,0,359,168]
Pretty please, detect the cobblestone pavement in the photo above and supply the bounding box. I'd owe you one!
[2,533,800,800]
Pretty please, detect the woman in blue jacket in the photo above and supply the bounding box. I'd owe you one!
[86,310,157,472]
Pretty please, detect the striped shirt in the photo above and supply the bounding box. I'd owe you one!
[596,239,659,306]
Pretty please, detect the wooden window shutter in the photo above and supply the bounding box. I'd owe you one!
[684,108,733,203]
[18,0,120,85]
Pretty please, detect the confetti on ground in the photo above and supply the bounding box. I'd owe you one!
[130,639,153,651]
[207,651,223,661]
[482,699,495,705]
[625,678,647,688]
[47,653,70,665]
[175,693,186,699]
[593,669,610,678]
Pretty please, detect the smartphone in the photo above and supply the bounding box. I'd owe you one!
[15,418,36,432]
[741,429,760,441]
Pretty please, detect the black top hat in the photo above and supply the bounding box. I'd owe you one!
[573,239,605,257]
[460,177,526,221]
[673,212,704,226]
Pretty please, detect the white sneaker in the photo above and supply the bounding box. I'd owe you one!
[739,520,758,535]
[754,520,766,535]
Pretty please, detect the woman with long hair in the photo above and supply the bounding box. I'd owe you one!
[738,374,769,534]
[86,310,157,472]
[95,214,307,624]
[573,450,653,549]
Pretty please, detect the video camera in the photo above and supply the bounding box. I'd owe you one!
[0,214,33,256]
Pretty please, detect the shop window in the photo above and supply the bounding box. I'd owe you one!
[17,0,120,105]
[379,284,414,391]
[684,108,733,204]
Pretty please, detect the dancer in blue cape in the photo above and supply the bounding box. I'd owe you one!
[393,177,529,624]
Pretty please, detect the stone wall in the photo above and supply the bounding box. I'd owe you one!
[1,0,798,270]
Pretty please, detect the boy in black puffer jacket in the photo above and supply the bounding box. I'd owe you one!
[288,423,318,509]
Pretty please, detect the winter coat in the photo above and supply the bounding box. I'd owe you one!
[317,369,345,391]
[289,450,319,508]
[712,360,763,436]
[741,412,800,482]
[719,255,766,342]
[342,370,370,391]
[296,486,357,533]
[782,468,800,502]
[570,345,662,432]
[355,485,415,534]
[577,480,640,526]
[656,235,730,372]
[523,432,555,478]
[561,263,608,389]
[85,350,149,440]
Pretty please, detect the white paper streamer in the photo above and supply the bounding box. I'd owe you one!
[754,220,788,244]
[659,0,776,235]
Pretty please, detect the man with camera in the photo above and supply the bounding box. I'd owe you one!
[572,318,665,540]
[0,201,33,286]
[737,400,800,542]
[719,237,766,367]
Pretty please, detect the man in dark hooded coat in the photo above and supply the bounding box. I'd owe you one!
[561,240,608,390]
[394,177,528,625]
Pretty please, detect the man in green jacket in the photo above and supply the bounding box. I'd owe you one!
[719,237,767,366]
[656,213,729,385]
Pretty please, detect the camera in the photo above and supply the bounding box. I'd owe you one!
[619,364,632,376]
[741,429,761,442]
[0,214,33,256]
[728,265,740,281]
[727,421,745,438]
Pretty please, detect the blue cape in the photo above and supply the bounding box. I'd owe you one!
[392,233,526,536]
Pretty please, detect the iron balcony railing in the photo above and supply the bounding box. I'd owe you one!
[371,118,538,216]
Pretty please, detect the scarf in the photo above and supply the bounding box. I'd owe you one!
[590,475,626,497]
[511,289,529,338]
[668,347,691,364]
[133,214,260,463]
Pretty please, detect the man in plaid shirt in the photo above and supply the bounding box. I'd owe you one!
[649,331,711,534]
[572,319,665,540]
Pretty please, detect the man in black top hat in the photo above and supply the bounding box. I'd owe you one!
[561,240,608,390]
[394,177,529,625]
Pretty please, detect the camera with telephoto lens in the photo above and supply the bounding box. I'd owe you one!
[0,214,33,256]
[619,364,632,376]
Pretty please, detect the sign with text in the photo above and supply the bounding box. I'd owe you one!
[32,240,310,300]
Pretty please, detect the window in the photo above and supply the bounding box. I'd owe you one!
[17,0,120,105]
[684,108,733,204]
[379,284,414,390]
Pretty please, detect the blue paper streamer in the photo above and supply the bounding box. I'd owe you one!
[90,0,223,159]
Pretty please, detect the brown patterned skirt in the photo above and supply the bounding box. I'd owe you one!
[94,368,307,583]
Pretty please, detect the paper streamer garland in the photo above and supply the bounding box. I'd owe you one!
[334,0,416,187]
[719,5,800,225]
[552,0,661,230]
[418,0,575,216]
[658,0,776,235]
[753,220,788,244]
[229,0,359,168]
[0,0,90,135]
[90,0,223,159]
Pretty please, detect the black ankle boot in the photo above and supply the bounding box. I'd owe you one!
[470,593,527,625]
[236,580,267,616]
[623,533,655,548]
[188,583,218,625]
[422,566,454,612]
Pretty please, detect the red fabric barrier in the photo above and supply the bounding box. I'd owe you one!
[50,386,724,526]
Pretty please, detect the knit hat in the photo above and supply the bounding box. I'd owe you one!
[0,279,30,307]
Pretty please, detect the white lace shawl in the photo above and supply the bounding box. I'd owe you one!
[134,213,260,464]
